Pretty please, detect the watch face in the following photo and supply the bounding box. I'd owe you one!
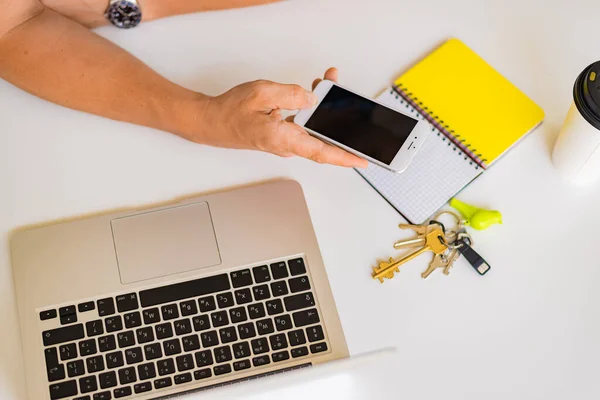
[106,0,142,29]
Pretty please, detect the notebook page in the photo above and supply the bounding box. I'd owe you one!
[355,88,482,223]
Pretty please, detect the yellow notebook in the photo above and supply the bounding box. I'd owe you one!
[356,38,544,223]
[395,38,544,166]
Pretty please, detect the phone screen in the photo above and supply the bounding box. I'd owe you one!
[305,85,418,165]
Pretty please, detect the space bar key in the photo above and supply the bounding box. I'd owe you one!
[139,274,230,307]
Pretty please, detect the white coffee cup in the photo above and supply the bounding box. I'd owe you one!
[552,61,600,184]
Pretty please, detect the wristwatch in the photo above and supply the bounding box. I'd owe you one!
[105,0,142,29]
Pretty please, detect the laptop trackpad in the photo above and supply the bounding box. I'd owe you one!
[111,202,221,284]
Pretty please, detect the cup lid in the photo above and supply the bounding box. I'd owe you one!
[575,61,600,130]
[584,62,600,114]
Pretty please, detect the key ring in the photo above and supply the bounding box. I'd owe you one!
[449,231,474,249]
[431,210,465,242]
[427,220,446,235]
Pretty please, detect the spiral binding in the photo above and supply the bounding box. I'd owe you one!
[390,85,487,170]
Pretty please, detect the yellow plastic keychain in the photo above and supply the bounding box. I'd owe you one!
[449,198,502,231]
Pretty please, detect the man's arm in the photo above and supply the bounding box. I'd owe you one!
[0,0,367,168]
[140,0,282,23]
[40,0,282,28]
[0,1,207,141]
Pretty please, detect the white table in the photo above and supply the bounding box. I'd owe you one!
[2,0,600,398]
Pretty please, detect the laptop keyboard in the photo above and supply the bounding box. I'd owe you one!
[39,257,329,400]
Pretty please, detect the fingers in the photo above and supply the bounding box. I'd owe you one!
[255,68,339,111]
[312,67,338,90]
[260,82,317,111]
[282,123,369,168]
[323,67,338,82]
[312,79,321,91]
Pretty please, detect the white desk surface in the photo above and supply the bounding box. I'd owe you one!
[2,0,600,398]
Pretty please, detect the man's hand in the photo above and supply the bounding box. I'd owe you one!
[194,68,368,168]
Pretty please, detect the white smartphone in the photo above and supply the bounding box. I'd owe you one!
[294,80,431,173]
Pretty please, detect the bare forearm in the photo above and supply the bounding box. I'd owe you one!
[40,0,282,28]
[142,0,281,22]
[0,7,204,140]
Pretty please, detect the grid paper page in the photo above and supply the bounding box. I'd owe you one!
[355,88,482,223]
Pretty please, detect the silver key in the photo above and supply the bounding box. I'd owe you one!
[440,231,471,275]
[441,247,461,275]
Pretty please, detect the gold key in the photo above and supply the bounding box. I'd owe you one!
[394,222,444,250]
[372,227,448,282]
[421,252,449,279]
[421,246,460,278]
[421,231,466,279]
[393,236,427,250]
[398,223,430,235]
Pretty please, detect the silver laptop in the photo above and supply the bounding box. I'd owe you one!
[10,179,349,400]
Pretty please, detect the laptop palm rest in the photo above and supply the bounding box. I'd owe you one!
[110,202,221,284]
